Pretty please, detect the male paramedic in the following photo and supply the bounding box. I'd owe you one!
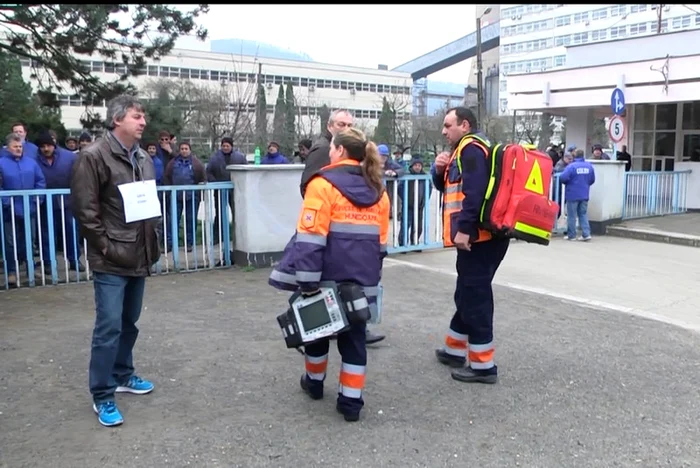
[297,109,386,346]
[431,106,510,384]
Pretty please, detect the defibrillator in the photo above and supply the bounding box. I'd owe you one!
[276,281,372,349]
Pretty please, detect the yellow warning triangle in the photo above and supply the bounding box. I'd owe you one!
[525,159,544,195]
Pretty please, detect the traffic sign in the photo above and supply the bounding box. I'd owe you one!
[611,88,625,115]
[609,115,626,143]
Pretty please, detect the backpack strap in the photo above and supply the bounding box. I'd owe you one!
[455,133,491,175]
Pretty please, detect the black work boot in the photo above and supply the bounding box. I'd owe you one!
[435,348,466,368]
[336,403,360,422]
[451,366,498,384]
[299,374,324,400]
[366,329,385,345]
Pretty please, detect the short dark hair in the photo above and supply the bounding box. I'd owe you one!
[298,138,312,150]
[446,106,477,131]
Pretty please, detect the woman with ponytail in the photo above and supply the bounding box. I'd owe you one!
[268,127,390,422]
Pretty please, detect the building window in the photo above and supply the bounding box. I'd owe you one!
[554,15,571,28]
[629,22,647,35]
[591,29,608,41]
[610,26,627,39]
[631,103,679,171]
[610,5,626,17]
[591,8,608,21]
[682,102,700,161]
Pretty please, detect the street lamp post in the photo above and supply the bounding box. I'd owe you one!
[475,7,491,128]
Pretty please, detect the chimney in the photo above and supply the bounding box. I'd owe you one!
[378,64,388,71]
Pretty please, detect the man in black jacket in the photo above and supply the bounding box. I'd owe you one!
[299,109,386,345]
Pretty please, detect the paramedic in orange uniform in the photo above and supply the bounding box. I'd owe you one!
[430,106,510,384]
[268,127,390,422]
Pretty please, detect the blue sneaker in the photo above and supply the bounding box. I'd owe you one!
[116,375,154,395]
[92,401,124,427]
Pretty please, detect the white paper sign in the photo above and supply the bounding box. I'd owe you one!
[117,180,161,223]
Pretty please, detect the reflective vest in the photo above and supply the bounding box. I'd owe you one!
[442,134,493,247]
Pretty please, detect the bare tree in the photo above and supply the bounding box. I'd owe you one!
[411,110,447,156]
[482,114,515,144]
[186,77,257,150]
[378,90,415,153]
[293,95,321,140]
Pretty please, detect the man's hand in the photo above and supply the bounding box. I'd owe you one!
[454,231,471,251]
[384,170,397,177]
[434,152,451,174]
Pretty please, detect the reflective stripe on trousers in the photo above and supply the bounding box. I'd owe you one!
[444,328,468,358]
[339,362,366,399]
[468,342,495,370]
[305,353,328,381]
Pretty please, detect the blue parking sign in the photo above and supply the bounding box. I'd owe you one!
[611,88,625,115]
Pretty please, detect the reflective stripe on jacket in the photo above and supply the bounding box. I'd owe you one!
[442,135,492,247]
[269,159,390,315]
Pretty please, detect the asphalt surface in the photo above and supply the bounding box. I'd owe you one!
[1,264,699,468]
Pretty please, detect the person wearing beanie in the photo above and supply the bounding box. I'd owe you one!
[78,132,92,151]
[35,131,83,272]
[261,141,289,165]
[205,136,248,264]
[398,155,429,247]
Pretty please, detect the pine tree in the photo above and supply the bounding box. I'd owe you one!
[374,97,394,146]
[271,84,286,151]
[284,82,296,157]
[319,104,331,137]
[254,83,267,152]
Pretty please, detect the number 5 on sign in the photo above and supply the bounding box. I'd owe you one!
[609,115,626,143]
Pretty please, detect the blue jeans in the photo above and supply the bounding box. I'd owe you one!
[89,272,146,404]
[566,200,591,239]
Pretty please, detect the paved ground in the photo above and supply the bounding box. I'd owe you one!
[606,213,700,248]
[2,252,700,468]
[612,213,700,237]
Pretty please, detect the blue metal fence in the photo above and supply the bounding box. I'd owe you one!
[0,183,235,290]
[622,170,691,220]
[1,172,568,290]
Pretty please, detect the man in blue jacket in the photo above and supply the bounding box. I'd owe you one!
[0,132,46,285]
[35,132,82,272]
[559,149,596,241]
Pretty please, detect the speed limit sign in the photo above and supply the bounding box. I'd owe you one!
[609,115,626,143]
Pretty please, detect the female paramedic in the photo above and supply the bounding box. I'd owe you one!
[268,127,390,422]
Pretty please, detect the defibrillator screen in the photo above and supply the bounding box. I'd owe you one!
[298,299,333,331]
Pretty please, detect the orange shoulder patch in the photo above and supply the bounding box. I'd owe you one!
[301,208,317,229]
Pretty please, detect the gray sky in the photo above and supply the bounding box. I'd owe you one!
[174,4,478,84]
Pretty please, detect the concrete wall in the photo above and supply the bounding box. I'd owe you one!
[676,162,700,210]
[227,164,304,267]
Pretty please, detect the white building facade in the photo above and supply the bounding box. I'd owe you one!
[19,48,412,152]
[498,3,700,119]
[505,28,700,174]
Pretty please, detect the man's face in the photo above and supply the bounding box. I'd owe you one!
[593,149,602,158]
[179,144,191,157]
[221,142,232,153]
[380,154,388,165]
[66,139,78,151]
[268,145,278,155]
[79,140,90,150]
[159,135,170,147]
[299,146,310,157]
[8,140,22,157]
[442,110,470,147]
[40,143,55,158]
[411,162,423,172]
[114,107,146,140]
[563,154,573,164]
[147,145,157,156]
[11,125,26,140]
[327,112,353,137]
